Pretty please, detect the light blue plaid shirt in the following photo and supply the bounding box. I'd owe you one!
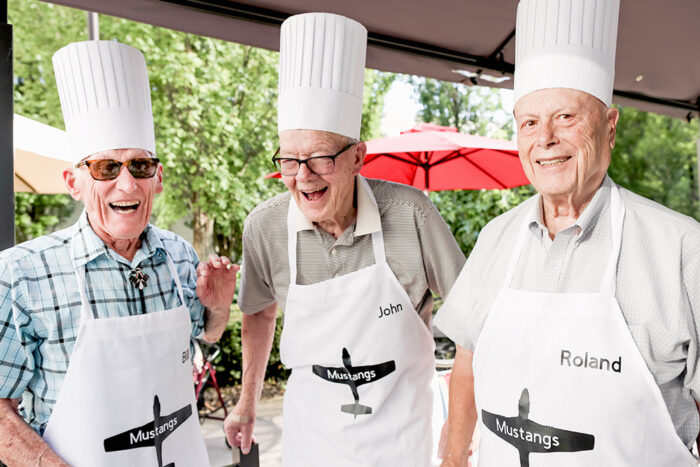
[0,212,206,434]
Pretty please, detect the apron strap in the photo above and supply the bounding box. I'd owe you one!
[74,267,95,321]
[286,176,387,286]
[502,199,537,288]
[286,199,300,285]
[72,247,188,320]
[357,176,386,266]
[599,184,625,297]
[503,181,625,295]
[164,252,187,307]
[71,238,96,322]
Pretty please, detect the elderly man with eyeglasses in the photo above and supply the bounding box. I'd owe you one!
[0,41,235,466]
[224,13,465,467]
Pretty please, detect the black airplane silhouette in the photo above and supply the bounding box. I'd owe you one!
[312,347,395,417]
[481,388,595,467]
[103,395,192,467]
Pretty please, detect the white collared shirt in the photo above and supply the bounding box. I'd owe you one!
[435,175,700,448]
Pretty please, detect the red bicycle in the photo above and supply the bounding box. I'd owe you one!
[193,341,229,422]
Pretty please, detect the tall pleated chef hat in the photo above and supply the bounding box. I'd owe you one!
[278,13,367,140]
[53,41,155,164]
[514,0,620,106]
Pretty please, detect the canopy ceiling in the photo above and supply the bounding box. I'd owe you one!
[41,0,700,119]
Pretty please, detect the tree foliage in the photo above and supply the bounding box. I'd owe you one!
[9,0,82,243]
[361,70,396,141]
[610,106,699,221]
[96,21,285,262]
[411,77,513,139]
[9,1,396,259]
[14,193,73,243]
[410,78,533,255]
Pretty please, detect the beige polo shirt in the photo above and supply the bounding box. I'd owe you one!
[238,176,466,327]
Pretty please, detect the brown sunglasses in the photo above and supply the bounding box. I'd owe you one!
[75,158,160,181]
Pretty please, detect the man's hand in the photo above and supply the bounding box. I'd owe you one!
[196,255,239,342]
[196,254,239,310]
[224,401,256,454]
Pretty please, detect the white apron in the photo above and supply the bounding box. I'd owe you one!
[280,177,437,466]
[43,251,209,467]
[473,185,697,466]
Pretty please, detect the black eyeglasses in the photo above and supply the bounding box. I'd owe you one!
[272,143,355,176]
[76,158,160,181]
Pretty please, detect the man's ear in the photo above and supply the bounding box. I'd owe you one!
[606,107,620,149]
[352,141,367,175]
[63,168,82,201]
[155,163,164,194]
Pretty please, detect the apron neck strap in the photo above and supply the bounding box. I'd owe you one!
[286,177,386,286]
[599,184,625,296]
[358,176,386,265]
[164,252,187,306]
[503,182,625,296]
[73,249,187,321]
[71,239,95,322]
[502,200,535,288]
[74,267,94,321]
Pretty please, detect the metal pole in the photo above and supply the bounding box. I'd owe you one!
[87,11,99,40]
[0,0,15,249]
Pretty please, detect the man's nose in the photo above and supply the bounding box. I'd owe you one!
[295,161,316,182]
[536,121,559,148]
[114,165,137,191]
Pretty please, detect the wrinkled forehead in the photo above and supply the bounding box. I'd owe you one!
[279,129,350,154]
[83,148,154,162]
[514,88,607,119]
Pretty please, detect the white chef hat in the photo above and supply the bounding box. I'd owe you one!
[514,0,620,106]
[278,13,367,140]
[53,40,156,164]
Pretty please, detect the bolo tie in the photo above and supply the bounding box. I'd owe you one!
[129,267,149,315]
[129,267,149,290]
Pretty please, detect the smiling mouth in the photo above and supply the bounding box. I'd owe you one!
[110,201,140,214]
[537,156,572,167]
[302,187,328,201]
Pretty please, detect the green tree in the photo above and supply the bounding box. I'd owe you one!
[95,19,284,261]
[411,77,513,139]
[410,78,533,255]
[9,0,82,243]
[610,106,699,221]
[361,70,396,140]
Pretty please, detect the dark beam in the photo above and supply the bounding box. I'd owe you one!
[160,0,699,116]
[0,0,14,249]
[161,0,513,73]
[487,28,515,61]
[613,89,700,114]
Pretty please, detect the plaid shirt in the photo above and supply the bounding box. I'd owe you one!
[0,212,205,434]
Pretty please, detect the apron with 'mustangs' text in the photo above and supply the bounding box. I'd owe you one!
[473,185,697,466]
[280,176,438,466]
[42,250,209,467]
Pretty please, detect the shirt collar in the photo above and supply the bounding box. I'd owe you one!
[528,174,612,243]
[70,211,165,268]
[290,175,382,237]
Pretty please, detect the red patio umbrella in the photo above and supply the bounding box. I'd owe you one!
[360,123,529,191]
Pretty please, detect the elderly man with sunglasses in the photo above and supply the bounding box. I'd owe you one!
[223,13,465,466]
[0,41,235,466]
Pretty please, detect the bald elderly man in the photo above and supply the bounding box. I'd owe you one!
[436,1,700,466]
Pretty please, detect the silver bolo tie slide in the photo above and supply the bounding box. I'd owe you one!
[129,267,149,290]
